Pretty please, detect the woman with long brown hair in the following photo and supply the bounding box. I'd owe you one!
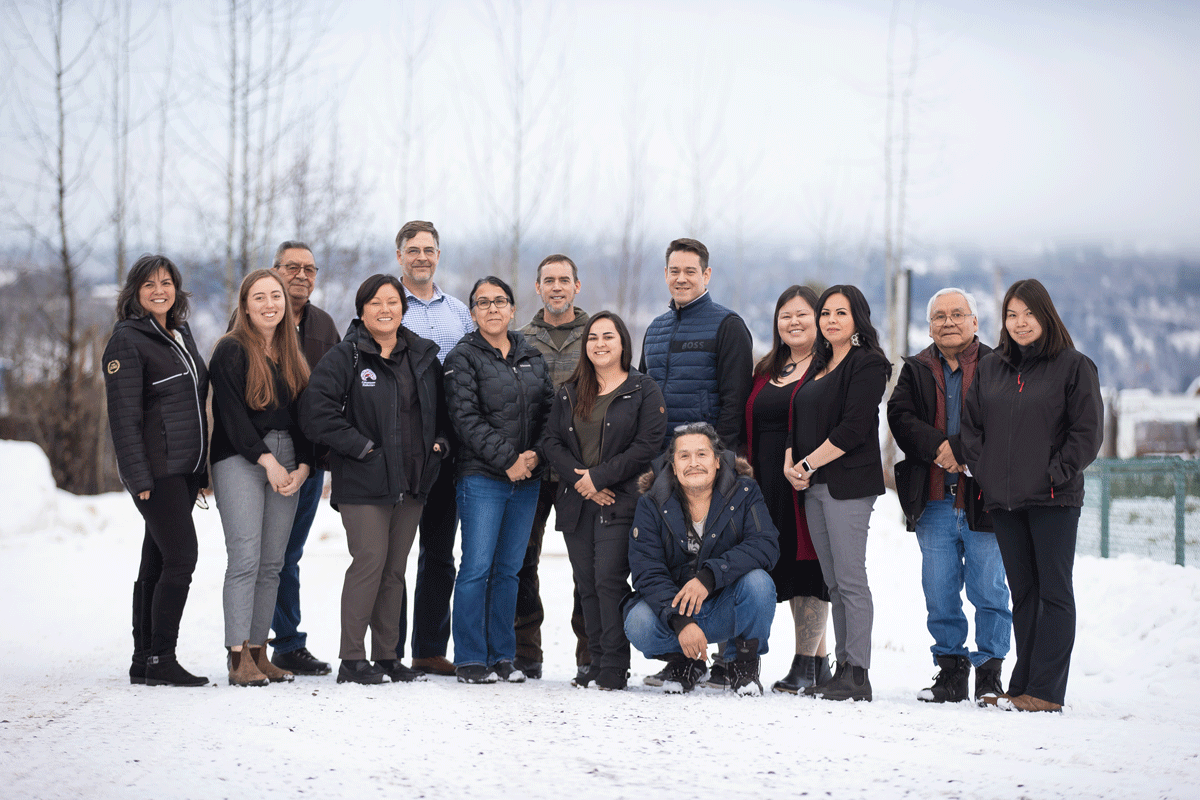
[543,311,667,690]
[744,285,832,693]
[210,268,313,686]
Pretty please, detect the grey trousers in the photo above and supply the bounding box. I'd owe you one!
[804,482,876,669]
[213,430,300,648]
[339,496,424,660]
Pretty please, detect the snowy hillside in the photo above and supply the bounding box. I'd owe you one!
[1,439,1198,799]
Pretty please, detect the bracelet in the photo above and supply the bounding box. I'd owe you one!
[801,457,815,474]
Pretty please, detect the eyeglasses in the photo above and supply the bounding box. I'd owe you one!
[473,297,511,310]
[278,262,318,277]
[403,247,438,258]
[930,312,973,325]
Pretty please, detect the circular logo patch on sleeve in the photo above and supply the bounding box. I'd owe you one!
[106,360,120,374]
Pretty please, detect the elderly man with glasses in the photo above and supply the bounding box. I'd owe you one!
[887,287,1012,705]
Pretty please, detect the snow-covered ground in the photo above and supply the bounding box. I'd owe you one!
[1,438,1198,799]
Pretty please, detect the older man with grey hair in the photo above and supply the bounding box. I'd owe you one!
[887,287,1012,704]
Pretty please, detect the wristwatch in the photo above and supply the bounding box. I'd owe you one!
[800,457,815,475]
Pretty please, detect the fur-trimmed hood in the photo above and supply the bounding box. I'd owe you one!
[636,450,753,496]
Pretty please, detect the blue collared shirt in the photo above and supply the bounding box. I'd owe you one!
[401,282,474,364]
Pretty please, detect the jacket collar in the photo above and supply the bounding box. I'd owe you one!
[912,337,982,373]
[462,328,538,361]
[669,290,713,316]
[346,319,439,365]
[526,307,589,332]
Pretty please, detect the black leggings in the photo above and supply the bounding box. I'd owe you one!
[132,475,202,655]
[133,474,201,589]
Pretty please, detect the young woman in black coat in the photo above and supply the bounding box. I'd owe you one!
[301,274,448,685]
[543,311,667,690]
[103,254,209,687]
[962,278,1102,712]
[784,285,892,702]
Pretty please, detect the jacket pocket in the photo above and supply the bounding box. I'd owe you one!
[335,448,389,499]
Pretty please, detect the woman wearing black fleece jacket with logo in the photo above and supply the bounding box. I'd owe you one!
[962,278,1102,713]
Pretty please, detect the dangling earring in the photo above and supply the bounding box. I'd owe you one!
[851,332,861,346]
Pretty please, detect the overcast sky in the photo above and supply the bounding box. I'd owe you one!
[328,0,1200,252]
[4,0,1198,260]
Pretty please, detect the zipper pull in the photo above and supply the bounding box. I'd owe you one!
[1017,373,1024,393]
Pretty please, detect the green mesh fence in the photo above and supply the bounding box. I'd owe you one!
[1081,458,1200,566]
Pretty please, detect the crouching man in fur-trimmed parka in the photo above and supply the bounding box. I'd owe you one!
[623,422,778,695]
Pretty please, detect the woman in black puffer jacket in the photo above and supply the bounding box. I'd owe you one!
[301,274,449,686]
[103,254,209,687]
[962,278,1102,713]
[444,276,554,684]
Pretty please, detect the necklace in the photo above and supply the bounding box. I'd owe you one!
[779,351,812,377]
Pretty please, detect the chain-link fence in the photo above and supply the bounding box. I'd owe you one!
[1081,458,1200,566]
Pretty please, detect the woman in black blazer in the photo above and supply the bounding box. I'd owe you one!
[784,285,891,701]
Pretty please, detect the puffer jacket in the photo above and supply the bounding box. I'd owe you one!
[103,316,209,495]
[627,450,779,629]
[961,345,1103,512]
[542,370,668,531]
[301,320,448,507]
[639,292,754,452]
[443,329,554,484]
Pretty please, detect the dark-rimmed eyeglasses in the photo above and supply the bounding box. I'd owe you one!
[278,262,318,277]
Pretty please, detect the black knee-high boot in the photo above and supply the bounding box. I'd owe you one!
[145,583,207,687]
[130,580,154,684]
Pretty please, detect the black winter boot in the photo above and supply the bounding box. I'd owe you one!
[772,655,809,694]
[660,655,707,693]
[810,662,872,701]
[727,639,763,696]
[814,653,834,686]
[149,583,191,658]
[803,656,840,696]
[918,655,971,703]
[130,580,153,685]
[974,658,1005,704]
[145,654,208,687]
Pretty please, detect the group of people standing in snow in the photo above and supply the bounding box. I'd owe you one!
[103,223,1102,712]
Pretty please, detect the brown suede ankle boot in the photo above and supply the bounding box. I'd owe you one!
[250,644,294,682]
[228,641,269,687]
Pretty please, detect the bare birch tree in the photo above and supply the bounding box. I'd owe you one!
[1,0,109,492]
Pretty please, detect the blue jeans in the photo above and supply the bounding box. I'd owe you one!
[623,569,776,661]
[915,498,1012,666]
[452,474,540,667]
[271,468,323,654]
